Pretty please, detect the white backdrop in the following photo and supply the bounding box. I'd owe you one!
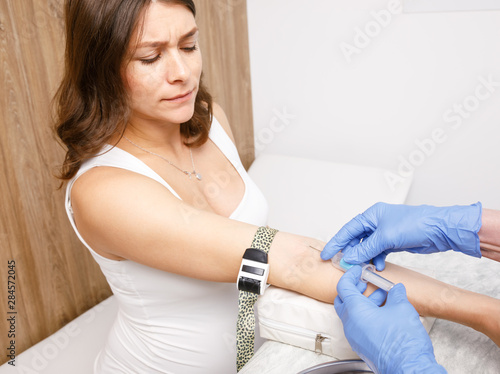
[247,0,500,210]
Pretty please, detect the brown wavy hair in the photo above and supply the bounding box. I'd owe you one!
[54,0,213,181]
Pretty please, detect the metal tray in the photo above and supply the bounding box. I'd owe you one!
[297,360,373,374]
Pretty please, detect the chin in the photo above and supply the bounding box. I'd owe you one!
[163,107,196,124]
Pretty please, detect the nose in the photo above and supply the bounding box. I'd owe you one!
[166,51,190,84]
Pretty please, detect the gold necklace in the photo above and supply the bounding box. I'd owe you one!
[123,136,202,181]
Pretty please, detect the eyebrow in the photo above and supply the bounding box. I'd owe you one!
[136,27,199,49]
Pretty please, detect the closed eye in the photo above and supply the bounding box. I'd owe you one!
[182,45,198,52]
[140,54,161,65]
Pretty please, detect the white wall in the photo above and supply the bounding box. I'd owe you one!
[404,0,500,13]
[247,0,500,210]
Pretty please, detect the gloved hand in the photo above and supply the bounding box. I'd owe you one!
[334,266,447,374]
[321,202,482,270]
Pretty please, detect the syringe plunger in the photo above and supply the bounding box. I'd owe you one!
[361,264,395,292]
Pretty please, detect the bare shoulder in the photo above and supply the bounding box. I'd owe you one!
[71,165,181,224]
[70,166,182,260]
[212,102,236,144]
[71,166,165,210]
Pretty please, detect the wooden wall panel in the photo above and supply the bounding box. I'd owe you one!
[194,0,256,169]
[0,0,254,365]
[0,0,112,363]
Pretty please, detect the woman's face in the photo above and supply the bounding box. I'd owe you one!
[123,2,202,128]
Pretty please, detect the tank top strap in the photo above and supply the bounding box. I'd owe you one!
[65,145,181,214]
[65,116,242,220]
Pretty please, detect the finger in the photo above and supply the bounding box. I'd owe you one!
[343,231,385,264]
[321,215,372,260]
[347,235,367,247]
[356,279,368,294]
[336,266,364,302]
[367,288,388,306]
[373,253,387,271]
[321,238,343,260]
[385,283,408,305]
[340,236,366,256]
[333,295,344,315]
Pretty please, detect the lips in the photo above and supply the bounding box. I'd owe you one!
[165,89,194,102]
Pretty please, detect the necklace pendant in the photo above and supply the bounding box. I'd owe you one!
[123,136,202,181]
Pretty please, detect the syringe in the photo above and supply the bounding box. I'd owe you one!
[331,252,395,292]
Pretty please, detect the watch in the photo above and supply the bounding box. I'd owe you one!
[237,247,269,295]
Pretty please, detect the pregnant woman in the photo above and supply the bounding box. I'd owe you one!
[54,1,500,372]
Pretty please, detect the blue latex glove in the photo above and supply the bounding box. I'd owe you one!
[322,202,482,270]
[335,266,447,374]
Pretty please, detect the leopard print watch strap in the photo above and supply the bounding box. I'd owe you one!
[236,226,278,372]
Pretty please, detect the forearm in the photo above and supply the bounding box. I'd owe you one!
[268,232,342,302]
[479,209,500,261]
[382,263,498,330]
[268,232,500,346]
[269,232,470,311]
[382,262,500,347]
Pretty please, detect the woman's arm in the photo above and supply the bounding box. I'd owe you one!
[479,209,500,262]
[71,169,500,346]
[269,236,500,347]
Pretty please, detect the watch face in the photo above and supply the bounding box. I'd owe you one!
[242,264,265,276]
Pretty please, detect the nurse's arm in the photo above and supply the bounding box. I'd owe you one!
[479,209,500,262]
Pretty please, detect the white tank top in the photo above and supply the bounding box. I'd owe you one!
[64,117,269,373]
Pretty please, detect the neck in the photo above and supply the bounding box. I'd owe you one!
[120,129,202,181]
[122,119,187,157]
